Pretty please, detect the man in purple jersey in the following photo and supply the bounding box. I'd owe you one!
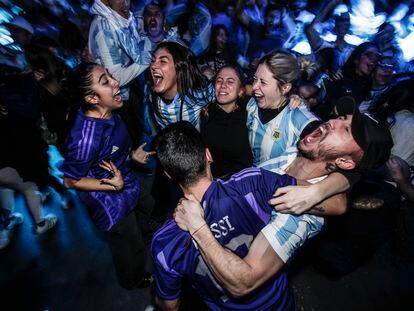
[153,99,393,310]
[172,100,393,303]
[152,121,297,311]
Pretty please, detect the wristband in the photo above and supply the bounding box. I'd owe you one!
[191,223,207,236]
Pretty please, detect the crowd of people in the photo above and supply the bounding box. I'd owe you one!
[1,0,414,310]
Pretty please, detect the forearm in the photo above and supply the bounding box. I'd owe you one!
[156,296,180,311]
[63,177,120,192]
[236,0,250,27]
[297,173,350,215]
[191,224,258,297]
[313,0,338,25]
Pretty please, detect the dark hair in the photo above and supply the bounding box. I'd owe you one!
[25,43,70,84]
[341,42,378,77]
[374,77,414,119]
[143,3,165,18]
[264,4,284,17]
[154,121,207,187]
[202,63,246,119]
[68,62,98,111]
[210,24,229,52]
[151,41,208,121]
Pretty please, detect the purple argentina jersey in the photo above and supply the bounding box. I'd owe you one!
[152,168,296,310]
[62,111,140,231]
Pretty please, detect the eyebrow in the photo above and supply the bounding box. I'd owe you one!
[98,73,106,83]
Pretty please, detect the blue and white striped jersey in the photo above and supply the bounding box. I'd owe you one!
[153,83,215,129]
[89,0,150,100]
[246,97,319,166]
[258,153,325,263]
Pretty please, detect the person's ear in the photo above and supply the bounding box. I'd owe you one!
[281,83,292,95]
[85,94,98,105]
[335,156,356,170]
[238,86,245,98]
[206,148,213,163]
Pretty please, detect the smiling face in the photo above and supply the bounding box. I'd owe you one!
[252,63,285,109]
[298,115,363,165]
[215,28,228,51]
[144,4,165,40]
[214,67,244,107]
[150,47,178,100]
[87,65,123,111]
[373,58,395,86]
[355,46,380,76]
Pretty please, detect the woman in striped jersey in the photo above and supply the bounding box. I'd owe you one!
[247,51,356,216]
[149,41,215,129]
[62,63,154,289]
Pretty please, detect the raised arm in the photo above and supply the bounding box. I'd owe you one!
[305,0,342,50]
[174,196,284,298]
[269,172,350,216]
[236,0,251,28]
[89,24,148,86]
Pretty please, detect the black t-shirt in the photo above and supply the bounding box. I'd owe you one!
[200,97,253,179]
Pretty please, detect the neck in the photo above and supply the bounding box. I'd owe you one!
[336,36,346,47]
[149,33,165,44]
[285,156,334,180]
[218,101,238,113]
[85,108,112,119]
[271,96,287,110]
[181,176,213,202]
[161,87,178,101]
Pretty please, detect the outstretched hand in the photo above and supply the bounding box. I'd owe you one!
[131,142,156,164]
[269,185,321,215]
[173,194,206,234]
[99,160,124,191]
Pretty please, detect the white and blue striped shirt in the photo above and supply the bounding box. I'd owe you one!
[153,83,215,129]
[89,0,151,100]
[259,153,326,263]
[246,97,319,166]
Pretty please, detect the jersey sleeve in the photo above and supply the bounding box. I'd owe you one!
[151,221,186,300]
[290,106,319,137]
[225,168,297,215]
[261,213,324,263]
[152,249,183,300]
[189,83,215,107]
[61,119,101,180]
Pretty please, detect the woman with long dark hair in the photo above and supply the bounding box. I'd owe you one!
[62,63,154,289]
[318,42,380,120]
[149,41,215,129]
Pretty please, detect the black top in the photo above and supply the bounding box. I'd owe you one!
[200,97,253,179]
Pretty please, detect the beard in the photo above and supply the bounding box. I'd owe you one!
[298,141,343,162]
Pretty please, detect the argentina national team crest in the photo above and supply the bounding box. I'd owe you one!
[272,128,281,141]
